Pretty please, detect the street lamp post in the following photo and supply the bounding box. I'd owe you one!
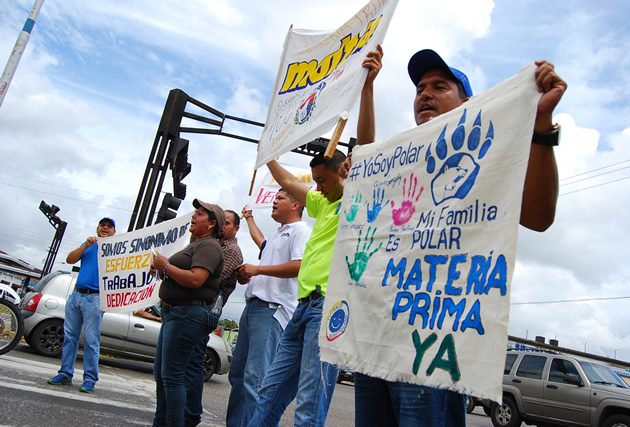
[0,0,45,108]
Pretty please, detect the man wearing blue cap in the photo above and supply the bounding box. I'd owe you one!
[47,217,116,393]
[347,46,567,425]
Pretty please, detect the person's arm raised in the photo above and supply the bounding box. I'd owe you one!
[66,236,97,264]
[356,44,383,146]
[267,160,308,207]
[242,207,265,249]
[520,60,566,232]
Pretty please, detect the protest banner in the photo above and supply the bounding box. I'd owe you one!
[254,0,399,169]
[320,65,542,402]
[246,165,315,210]
[97,212,193,313]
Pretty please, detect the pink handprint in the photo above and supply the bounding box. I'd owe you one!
[391,173,424,226]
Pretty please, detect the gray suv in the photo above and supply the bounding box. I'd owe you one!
[19,271,232,380]
[489,349,630,427]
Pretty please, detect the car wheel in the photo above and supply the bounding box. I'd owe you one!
[603,414,630,427]
[28,319,65,357]
[465,395,476,413]
[490,396,521,427]
[0,298,24,356]
[203,349,217,381]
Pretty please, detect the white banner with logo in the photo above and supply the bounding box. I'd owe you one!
[320,65,542,402]
[247,165,316,210]
[97,212,193,313]
[254,0,399,169]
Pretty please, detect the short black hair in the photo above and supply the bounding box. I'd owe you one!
[454,80,467,99]
[278,187,304,217]
[225,210,240,227]
[309,149,347,172]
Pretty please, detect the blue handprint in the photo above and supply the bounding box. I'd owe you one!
[367,187,389,223]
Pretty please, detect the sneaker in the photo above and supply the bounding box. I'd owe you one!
[80,380,95,393]
[48,374,71,385]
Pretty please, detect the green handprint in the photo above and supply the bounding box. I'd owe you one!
[346,226,383,282]
[344,190,363,222]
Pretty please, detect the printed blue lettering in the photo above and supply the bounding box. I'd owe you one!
[444,254,466,295]
[437,298,466,331]
[461,299,485,334]
[403,259,422,290]
[483,254,507,295]
[424,255,447,292]
[466,255,489,294]
[382,258,407,288]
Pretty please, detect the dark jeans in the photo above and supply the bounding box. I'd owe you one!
[354,373,466,427]
[152,304,218,427]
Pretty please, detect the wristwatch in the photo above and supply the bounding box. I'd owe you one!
[532,124,560,146]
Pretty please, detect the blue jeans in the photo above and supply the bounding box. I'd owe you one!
[58,291,103,383]
[226,298,283,427]
[354,373,466,426]
[246,296,338,427]
[152,304,218,427]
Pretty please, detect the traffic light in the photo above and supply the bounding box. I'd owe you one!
[39,201,63,226]
[170,138,191,200]
[38,200,67,278]
[156,193,182,224]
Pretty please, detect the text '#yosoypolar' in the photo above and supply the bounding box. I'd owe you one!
[362,141,425,179]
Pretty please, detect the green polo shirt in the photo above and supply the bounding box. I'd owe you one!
[297,190,342,299]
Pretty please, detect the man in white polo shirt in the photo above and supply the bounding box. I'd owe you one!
[226,189,311,427]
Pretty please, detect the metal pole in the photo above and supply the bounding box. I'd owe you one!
[0,0,45,108]
[40,221,67,278]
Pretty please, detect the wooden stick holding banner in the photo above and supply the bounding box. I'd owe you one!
[324,114,348,158]
[248,169,257,196]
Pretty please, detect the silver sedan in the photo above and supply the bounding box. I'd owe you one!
[19,271,232,380]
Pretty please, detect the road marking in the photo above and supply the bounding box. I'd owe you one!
[0,381,155,412]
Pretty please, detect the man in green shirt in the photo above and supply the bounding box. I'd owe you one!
[246,150,346,427]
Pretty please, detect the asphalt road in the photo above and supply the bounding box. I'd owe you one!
[0,342,493,426]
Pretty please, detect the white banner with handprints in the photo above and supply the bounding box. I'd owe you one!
[254,0,398,169]
[247,165,316,210]
[97,212,193,313]
[320,65,541,402]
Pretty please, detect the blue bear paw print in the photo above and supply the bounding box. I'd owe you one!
[424,109,493,205]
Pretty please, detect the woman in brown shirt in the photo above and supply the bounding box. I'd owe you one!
[151,199,225,427]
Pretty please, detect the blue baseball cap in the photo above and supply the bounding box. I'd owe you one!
[99,217,116,228]
[408,49,473,97]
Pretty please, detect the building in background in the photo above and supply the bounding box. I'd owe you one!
[0,250,41,293]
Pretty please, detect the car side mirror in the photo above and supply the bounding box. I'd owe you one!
[565,377,584,387]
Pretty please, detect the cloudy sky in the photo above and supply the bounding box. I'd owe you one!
[1,0,629,361]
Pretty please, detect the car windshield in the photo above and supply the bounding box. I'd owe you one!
[578,361,629,388]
